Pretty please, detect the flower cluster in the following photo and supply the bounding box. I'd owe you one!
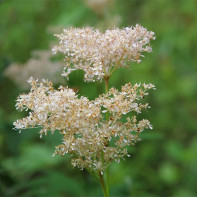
[14,25,155,177]
[14,78,155,172]
[4,50,62,89]
[52,25,155,82]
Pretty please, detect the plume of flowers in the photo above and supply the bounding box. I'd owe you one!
[52,25,155,82]
[14,77,155,172]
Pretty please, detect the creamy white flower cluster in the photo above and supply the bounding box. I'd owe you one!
[14,77,155,171]
[4,50,62,89]
[52,25,155,82]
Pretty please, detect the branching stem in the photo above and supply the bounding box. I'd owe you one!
[103,76,110,197]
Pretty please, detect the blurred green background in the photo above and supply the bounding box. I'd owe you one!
[0,0,197,196]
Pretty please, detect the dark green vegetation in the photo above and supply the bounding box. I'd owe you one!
[0,0,197,196]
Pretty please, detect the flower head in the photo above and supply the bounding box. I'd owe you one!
[4,50,62,89]
[14,78,155,171]
[52,25,155,82]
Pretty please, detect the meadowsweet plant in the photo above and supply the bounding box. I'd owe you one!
[14,24,156,197]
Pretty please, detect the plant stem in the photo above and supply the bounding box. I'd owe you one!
[99,171,109,197]
[106,167,109,196]
[104,76,109,94]
[97,75,111,197]
[109,54,124,77]
[104,76,110,197]
[104,76,110,121]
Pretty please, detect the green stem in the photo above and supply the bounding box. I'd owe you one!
[104,76,110,197]
[97,75,111,197]
[108,54,124,77]
[86,168,100,182]
[106,167,109,196]
[104,76,110,123]
[99,171,109,197]
[104,76,109,93]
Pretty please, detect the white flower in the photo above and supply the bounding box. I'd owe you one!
[14,78,155,171]
[53,25,155,82]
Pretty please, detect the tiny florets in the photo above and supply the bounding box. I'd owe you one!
[14,24,156,178]
[14,78,155,171]
[52,25,155,82]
